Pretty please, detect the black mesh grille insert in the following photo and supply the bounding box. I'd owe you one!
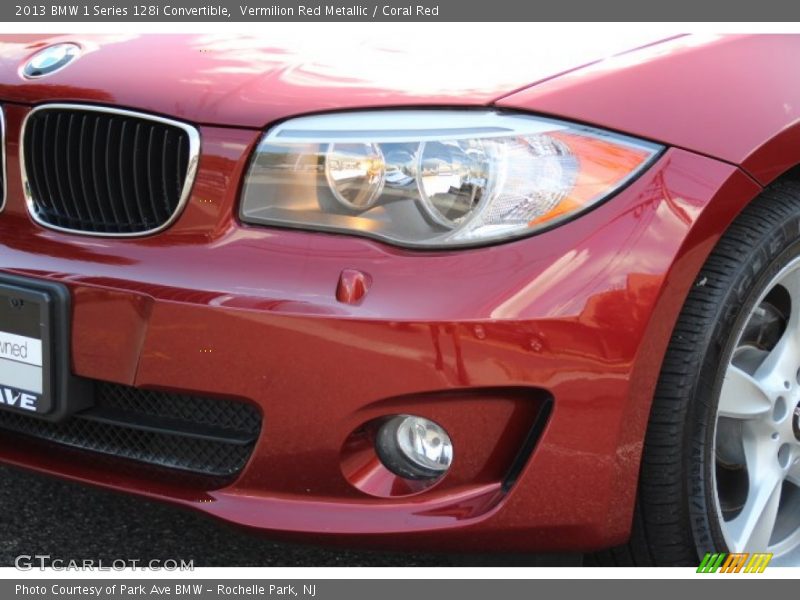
[23,106,194,235]
[0,382,261,483]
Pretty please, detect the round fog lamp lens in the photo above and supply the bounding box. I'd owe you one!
[376,415,453,480]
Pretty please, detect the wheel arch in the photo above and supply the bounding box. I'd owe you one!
[613,155,800,545]
[605,163,762,541]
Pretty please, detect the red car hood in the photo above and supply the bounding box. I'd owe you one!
[0,31,673,128]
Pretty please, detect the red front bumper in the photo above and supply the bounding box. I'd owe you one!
[0,107,762,551]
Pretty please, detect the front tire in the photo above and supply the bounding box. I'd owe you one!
[598,181,800,566]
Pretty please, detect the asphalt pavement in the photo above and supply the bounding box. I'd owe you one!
[0,465,452,567]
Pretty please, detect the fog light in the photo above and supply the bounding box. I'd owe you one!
[376,415,453,480]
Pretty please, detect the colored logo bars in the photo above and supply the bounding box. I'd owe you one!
[697,553,773,573]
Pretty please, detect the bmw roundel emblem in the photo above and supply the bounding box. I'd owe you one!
[22,43,82,79]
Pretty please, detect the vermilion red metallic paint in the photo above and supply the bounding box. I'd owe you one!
[496,34,800,186]
[0,33,793,551]
[0,32,669,128]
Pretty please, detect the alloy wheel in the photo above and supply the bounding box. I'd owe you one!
[715,256,800,565]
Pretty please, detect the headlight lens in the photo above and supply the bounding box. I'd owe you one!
[240,111,661,248]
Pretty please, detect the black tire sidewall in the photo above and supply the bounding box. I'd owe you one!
[687,206,800,557]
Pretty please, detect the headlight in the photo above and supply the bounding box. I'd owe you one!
[240,111,662,248]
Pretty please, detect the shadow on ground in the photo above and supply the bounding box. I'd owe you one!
[0,465,452,567]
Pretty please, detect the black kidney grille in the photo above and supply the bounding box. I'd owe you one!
[0,382,261,484]
[23,107,194,235]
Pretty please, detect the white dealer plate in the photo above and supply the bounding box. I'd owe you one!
[0,331,43,397]
[0,276,92,421]
[0,282,54,415]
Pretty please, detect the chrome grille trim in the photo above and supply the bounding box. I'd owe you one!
[20,103,200,237]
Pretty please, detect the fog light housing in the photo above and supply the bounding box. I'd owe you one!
[376,415,453,480]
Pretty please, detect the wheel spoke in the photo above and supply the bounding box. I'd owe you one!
[788,462,800,488]
[719,365,772,419]
[780,267,800,308]
[754,278,800,388]
[727,438,784,552]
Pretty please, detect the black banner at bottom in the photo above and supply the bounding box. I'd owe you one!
[2,579,792,600]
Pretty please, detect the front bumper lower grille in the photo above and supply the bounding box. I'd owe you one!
[21,104,199,236]
[0,382,261,483]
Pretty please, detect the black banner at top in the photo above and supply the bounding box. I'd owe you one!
[4,0,800,21]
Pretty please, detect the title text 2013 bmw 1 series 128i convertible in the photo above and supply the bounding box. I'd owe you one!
[1,32,800,566]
